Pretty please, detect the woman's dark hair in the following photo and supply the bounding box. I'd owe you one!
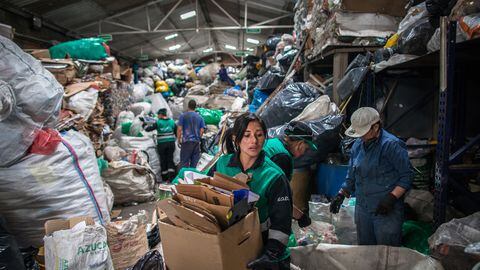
[221,113,267,154]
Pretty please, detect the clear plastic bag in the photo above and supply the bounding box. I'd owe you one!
[429,212,480,249]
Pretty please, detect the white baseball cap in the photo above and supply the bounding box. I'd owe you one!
[345,107,380,138]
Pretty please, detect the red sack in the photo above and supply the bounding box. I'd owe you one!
[29,129,62,155]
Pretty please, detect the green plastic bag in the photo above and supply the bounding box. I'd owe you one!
[402,220,433,255]
[196,108,223,125]
[49,38,109,60]
[97,158,108,174]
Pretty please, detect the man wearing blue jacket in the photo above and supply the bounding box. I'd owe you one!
[330,107,413,246]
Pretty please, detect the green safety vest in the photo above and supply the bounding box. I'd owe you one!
[216,153,296,259]
[215,153,284,225]
[156,118,176,143]
[263,138,294,180]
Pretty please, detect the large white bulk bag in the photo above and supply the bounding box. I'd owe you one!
[0,36,63,166]
[0,130,111,248]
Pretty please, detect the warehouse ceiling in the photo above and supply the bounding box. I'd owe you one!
[3,0,294,61]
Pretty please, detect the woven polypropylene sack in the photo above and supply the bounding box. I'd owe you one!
[0,36,63,166]
[0,130,110,248]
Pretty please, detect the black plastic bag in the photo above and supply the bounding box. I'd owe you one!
[337,67,369,103]
[256,70,285,94]
[346,52,373,73]
[147,226,160,249]
[0,216,26,270]
[373,48,395,64]
[426,0,457,16]
[278,48,298,73]
[127,250,164,270]
[259,82,321,128]
[397,17,437,55]
[265,35,282,51]
[268,114,344,168]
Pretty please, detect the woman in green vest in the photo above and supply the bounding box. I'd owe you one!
[211,112,292,270]
[224,121,316,229]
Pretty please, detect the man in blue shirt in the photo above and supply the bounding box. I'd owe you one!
[177,99,205,169]
[330,107,412,246]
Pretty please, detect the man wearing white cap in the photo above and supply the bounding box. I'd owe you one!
[330,107,412,246]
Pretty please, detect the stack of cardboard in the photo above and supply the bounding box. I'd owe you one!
[157,172,263,270]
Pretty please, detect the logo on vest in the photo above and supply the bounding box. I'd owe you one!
[277,196,290,202]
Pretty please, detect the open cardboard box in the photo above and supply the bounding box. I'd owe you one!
[158,206,262,270]
[44,216,94,235]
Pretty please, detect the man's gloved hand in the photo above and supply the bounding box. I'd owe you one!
[375,193,397,216]
[297,213,311,228]
[329,192,345,214]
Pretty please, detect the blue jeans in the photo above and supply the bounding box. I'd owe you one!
[354,202,403,246]
[179,141,201,169]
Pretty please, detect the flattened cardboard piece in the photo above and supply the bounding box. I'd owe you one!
[64,82,93,97]
[157,199,221,234]
[213,172,250,190]
[44,216,94,235]
[174,193,232,229]
[158,209,262,270]
[176,184,234,207]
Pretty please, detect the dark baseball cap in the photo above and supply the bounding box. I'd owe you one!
[157,108,168,115]
[285,121,317,151]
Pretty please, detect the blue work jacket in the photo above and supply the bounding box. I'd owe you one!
[342,129,413,212]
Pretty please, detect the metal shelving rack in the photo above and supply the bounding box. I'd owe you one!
[433,18,480,229]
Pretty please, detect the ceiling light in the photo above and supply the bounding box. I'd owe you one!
[225,44,236,50]
[246,38,259,44]
[180,10,196,20]
[169,44,181,51]
[165,33,178,40]
[246,48,254,51]
[203,48,213,53]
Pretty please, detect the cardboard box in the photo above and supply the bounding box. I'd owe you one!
[159,208,263,270]
[42,59,76,86]
[25,49,51,59]
[44,216,94,235]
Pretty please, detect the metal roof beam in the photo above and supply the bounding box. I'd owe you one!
[153,0,183,31]
[83,25,294,35]
[198,0,219,51]
[246,1,291,14]
[250,13,293,27]
[209,0,241,27]
[103,20,147,32]
[72,0,164,32]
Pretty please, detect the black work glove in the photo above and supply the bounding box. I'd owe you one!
[329,193,345,214]
[375,193,397,216]
[297,213,311,228]
[247,239,284,270]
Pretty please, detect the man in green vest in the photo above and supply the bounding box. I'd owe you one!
[143,108,177,182]
[264,121,317,228]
